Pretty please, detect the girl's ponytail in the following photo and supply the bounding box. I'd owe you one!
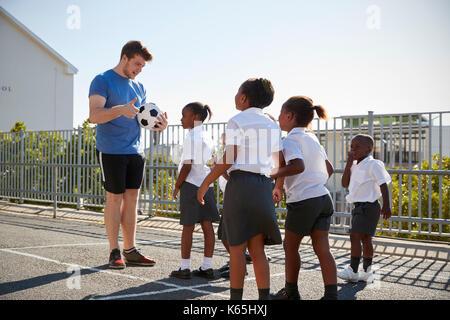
[313,105,328,121]
[204,104,213,122]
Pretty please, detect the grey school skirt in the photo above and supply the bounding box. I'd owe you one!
[179,181,220,226]
[220,170,282,247]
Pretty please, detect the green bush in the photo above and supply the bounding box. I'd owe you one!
[380,154,449,241]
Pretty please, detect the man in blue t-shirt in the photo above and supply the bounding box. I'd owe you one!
[89,40,168,269]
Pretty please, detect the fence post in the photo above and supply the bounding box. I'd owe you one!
[368,111,374,156]
[76,126,82,209]
[19,131,24,204]
[53,165,57,218]
[149,139,154,217]
[368,111,374,136]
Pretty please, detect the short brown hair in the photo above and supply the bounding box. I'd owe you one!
[120,41,152,61]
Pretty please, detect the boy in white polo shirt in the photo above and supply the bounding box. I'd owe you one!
[338,134,392,283]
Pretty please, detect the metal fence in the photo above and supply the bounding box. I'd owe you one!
[1,111,449,238]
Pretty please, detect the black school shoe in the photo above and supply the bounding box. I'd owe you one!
[170,268,192,279]
[192,267,215,280]
[270,287,301,300]
[218,262,230,273]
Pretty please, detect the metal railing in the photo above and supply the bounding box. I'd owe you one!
[1,111,449,238]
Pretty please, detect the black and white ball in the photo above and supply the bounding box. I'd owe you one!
[137,103,163,130]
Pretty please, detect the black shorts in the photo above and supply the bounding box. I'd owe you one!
[96,150,146,194]
[285,194,334,236]
[350,201,381,236]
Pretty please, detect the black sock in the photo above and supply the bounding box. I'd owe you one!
[258,288,270,300]
[350,256,361,273]
[230,288,243,300]
[324,284,338,300]
[363,257,373,271]
[285,282,299,296]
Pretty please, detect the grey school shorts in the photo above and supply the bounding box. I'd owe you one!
[350,201,381,236]
[179,181,220,226]
[285,194,334,236]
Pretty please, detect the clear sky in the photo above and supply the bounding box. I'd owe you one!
[1,0,449,127]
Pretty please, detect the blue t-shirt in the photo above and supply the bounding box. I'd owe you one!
[89,69,146,154]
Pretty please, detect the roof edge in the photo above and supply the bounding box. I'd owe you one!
[0,6,78,75]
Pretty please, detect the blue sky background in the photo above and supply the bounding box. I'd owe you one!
[1,0,449,127]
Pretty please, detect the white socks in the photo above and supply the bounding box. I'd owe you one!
[201,256,213,271]
[181,256,213,270]
[181,258,190,270]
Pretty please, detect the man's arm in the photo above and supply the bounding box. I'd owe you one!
[89,95,139,124]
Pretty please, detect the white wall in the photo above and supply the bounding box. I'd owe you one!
[0,12,74,131]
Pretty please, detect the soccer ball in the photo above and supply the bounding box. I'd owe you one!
[137,102,163,130]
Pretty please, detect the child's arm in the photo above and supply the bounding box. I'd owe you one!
[172,162,192,200]
[222,171,230,181]
[342,152,354,188]
[270,149,304,180]
[197,145,237,205]
[325,159,334,178]
[380,183,392,219]
[272,151,286,203]
[270,158,304,179]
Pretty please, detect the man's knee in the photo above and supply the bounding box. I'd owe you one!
[106,192,123,205]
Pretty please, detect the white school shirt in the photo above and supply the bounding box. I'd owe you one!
[282,127,330,203]
[178,125,215,187]
[346,156,391,203]
[225,107,282,177]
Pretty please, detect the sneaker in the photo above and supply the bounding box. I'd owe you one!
[358,266,374,283]
[218,262,229,273]
[170,268,192,279]
[270,288,301,300]
[192,267,215,280]
[245,251,252,263]
[109,248,126,269]
[122,248,156,266]
[337,266,359,282]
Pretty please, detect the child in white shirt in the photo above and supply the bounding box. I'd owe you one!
[171,102,220,280]
[338,134,392,283]
[197,78,282,300]
[270,95,338,300]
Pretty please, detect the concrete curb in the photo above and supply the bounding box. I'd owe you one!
[0,200,448,262]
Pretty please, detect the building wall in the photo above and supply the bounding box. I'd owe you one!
[426,126,450,159]
[0,13,74,131]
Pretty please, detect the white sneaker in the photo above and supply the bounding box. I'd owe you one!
[358,266,374,283]
[337,266,359,282]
